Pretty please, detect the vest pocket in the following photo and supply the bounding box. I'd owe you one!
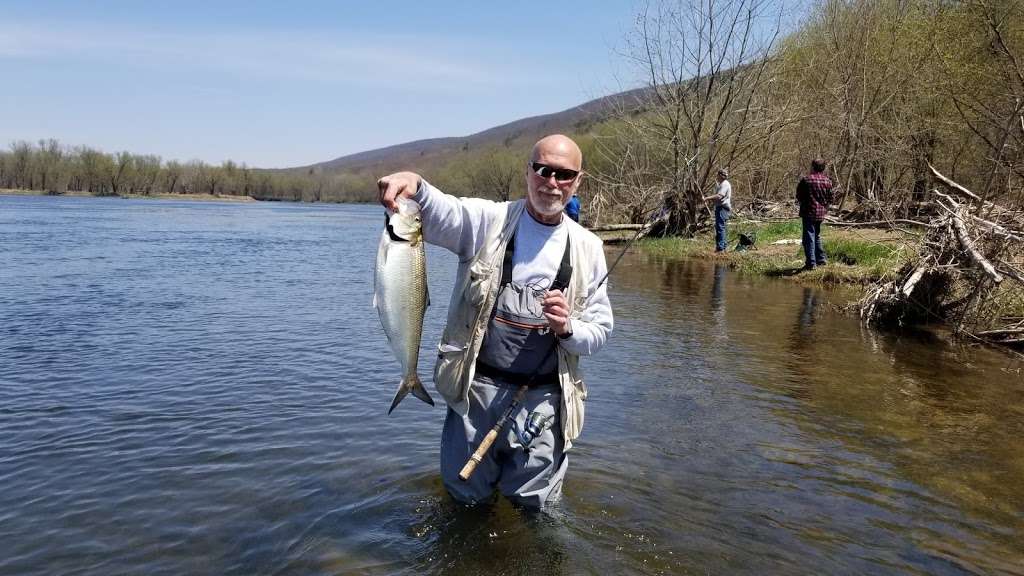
[561,376,585,444]
[467,262,493,307]
[434,341,469,404]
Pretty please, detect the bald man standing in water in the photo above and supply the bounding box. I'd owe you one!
[378,135,613,509]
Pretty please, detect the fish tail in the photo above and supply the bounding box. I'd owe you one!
[388,373,435,415]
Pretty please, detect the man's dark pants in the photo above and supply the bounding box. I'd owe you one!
[801,217,826,268]
[715,205,730,252]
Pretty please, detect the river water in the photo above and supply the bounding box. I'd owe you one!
[1,195,1022,575]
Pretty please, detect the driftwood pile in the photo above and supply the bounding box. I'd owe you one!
[860,166,1024,348]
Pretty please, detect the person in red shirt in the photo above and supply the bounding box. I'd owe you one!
[795,158,834,271]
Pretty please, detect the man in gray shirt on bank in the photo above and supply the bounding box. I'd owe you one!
[704,168,732,252]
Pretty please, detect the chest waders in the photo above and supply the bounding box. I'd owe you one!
[456,230,572,482]
[475,231,571,380]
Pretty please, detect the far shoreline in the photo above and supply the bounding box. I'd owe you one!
[1,188,257,203]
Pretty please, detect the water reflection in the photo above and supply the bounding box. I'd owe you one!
[788,287,821,354]
[796,287,819,338]
[710,263,727,341]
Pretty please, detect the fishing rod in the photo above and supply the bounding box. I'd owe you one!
[459,384,529,481]
[588,204,670,300]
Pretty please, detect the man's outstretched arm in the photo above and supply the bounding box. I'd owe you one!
[377,172,499,260]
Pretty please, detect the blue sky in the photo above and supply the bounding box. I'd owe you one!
[0,1,641,168]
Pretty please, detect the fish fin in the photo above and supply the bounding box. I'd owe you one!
[387,374,434,415]
[387,382,409,415]
[409,374,434,406]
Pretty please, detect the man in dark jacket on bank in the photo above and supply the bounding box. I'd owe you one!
[796,158,834,271]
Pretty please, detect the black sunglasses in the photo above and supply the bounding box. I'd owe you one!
[529,162,580,183]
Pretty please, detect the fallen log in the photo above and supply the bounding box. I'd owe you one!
[975,328,1024,337]
[971,215,1024,243]
[949,209,1004,283]
[932,191,962,214]
[997,262,1024,284]
[902,262,930,298]
[930,164,1023,225]
[929,163,982,202]
[860,168,1024,352]
[589,224,644,232]
[824,217,936,228]
[933,191,1005,283]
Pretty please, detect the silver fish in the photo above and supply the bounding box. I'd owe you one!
[373,196,434,414]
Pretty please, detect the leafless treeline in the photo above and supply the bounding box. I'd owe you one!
[590,0,1024,234]
[0,139,368,202]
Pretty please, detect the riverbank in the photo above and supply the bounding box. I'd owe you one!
[0,188,257,202]
[623,219,917,285]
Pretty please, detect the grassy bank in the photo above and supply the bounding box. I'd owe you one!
[1,188,256,202]
[636,219,918,285]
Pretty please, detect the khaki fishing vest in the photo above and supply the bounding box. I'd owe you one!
[433,199,600,449]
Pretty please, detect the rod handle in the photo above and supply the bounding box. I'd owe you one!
[458,385,528,481]
[458,428,500,480]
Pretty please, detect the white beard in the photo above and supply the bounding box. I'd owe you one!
[531,188,565,216]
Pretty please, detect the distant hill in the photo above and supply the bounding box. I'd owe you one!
[288,86,647,180]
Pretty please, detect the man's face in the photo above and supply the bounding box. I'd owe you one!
[525,144,581,224]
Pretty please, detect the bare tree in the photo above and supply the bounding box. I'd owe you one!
[196,163,222,195]
[589,131,668,225]
[9,141,32,189]
[788,0,943,218]
[163,160,183,194]
[476,150,520,202]
[614,0,784,236]
[942,0,1024,209]
[35,139,67,193]
[133,155,162,195]
[109,151,136,196]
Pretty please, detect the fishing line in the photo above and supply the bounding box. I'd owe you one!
[524,279,552,319]
[588,204,670,300]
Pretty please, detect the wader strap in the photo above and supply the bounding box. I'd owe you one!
[551,237,572,292]
[501,230,516,286]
